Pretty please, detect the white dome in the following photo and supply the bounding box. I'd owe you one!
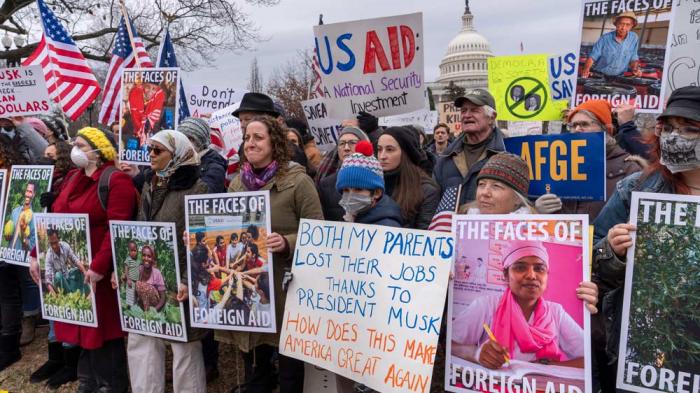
[446,30,491,55]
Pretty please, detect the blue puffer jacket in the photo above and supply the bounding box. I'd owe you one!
[432,128,506,206]
[199,149,227,193]
[355,194,403,228]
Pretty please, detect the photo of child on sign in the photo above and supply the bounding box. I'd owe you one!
[185,191,275,332]
[119,67,180,165]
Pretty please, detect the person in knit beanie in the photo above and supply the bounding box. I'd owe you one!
[75,127,118,163]
[335,140,402,226]
[177,118,227,193]
[567,99,614,134]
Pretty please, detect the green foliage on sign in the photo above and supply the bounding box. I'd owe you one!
[44,288,92,312]
[627,202,700,370]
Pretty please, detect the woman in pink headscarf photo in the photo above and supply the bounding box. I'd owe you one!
[451,240,586,369]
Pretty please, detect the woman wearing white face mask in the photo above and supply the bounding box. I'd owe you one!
[29,127,138,393]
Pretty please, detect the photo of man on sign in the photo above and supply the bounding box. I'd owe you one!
[580,12,641,78]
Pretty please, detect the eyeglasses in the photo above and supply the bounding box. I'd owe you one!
[338,140,358,148]
[567,120,594,131]
[655,124,700,140]
[147,145,166,155]
[509,262,548,274]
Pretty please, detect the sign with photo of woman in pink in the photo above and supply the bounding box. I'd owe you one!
[446,215,593,393]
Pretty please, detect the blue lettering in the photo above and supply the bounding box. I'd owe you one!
[564,52,577,75]
[440,237,454,260]
[315,37,333,74]
[336,33,355,72]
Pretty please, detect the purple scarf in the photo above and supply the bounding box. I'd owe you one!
[240,161,278,191]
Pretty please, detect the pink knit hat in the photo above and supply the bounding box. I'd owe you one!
[501,240,549,269]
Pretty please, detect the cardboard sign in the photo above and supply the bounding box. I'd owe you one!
[488,54,569,121]
[505,121,543,138]
[0,165,53,266]
[0,169,6,219]
[280,219,453,393]
[438,102,462,135]
[548,52,578,101]
[313,12,425,118]
[182,82,247,118]
[618,192,700,393]
[110,221,188,342]
[0,65,51,117]
[185,191,276,332]
[504,132,607,201]
[301,98,343,153]
[447,215,591,393]
[208,101,243,157]
[35,213,97,327]
[119,67,180,165]
[379,108,439,134]
[665,0,700,97]
[574,0,674,113]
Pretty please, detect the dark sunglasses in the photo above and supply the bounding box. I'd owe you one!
[147,145,166,155]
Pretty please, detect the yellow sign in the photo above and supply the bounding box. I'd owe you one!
[488,54,568,121]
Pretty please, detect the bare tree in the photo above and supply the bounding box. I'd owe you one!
[247,57,263,93]
[265,50,314,120]
[0,0,279,69]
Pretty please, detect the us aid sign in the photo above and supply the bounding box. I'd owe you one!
[313,13,425,119]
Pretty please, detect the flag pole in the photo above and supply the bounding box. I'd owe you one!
[118,0,142,67]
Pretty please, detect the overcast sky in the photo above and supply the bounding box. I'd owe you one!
[185,0,584,88]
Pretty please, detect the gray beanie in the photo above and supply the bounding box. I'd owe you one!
[338,126,369,142]
[177,118,211,151]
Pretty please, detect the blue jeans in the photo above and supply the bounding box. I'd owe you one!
[20,266,40,317]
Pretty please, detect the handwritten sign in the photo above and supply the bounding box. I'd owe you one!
[0,65,51,117]
[207,101,243,157]
[182,82,247,118]
[301,98,343,153]
[504,132,606,200]
[379,108,438,134]
[505,121,543,138]
[438,102,462,135]
[313,13,425,118]
[665,0,700,97]
[280,219,453,393]
[618,192,700,392]
[549,52,578,101]
[574,0,673,113]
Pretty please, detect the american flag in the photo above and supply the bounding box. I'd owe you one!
[309,50,325,99]
[156,28,190,123]
[22,0,100,121]
[98,16,153,125]
[428,185,462,232]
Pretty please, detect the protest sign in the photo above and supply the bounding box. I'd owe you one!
[446,214,591,393]
[182,81,247,118]
[548,52,578,101]
[0,165,53,266]
[0,169,6,217]
[574,0,673,113]
[313,12,425,118]
[110,221,188,342]
[379,108,439,134]
[34,213,96,327]
[665,0,700,97]
[617,192,700,393]
[504,132,606,200]
[207,101,243,159]
[280,219,453,393]
[505,121,543,138]
[439,102,462,135]
[119,67,180,165]
[185,191,275,332]
[488,54,569,121]
[0,65,51,117]
[301,98,343,153]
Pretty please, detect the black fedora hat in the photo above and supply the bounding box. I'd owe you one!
[232,92,280,118]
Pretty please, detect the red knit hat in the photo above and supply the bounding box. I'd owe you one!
[567,99,614,134]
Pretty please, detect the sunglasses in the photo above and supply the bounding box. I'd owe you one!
[147,145,166,155]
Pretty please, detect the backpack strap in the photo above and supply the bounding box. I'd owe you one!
[98,166,118,211]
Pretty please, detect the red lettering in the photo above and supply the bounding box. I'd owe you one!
[363,30,391,74]
[387,26,401,69]
[400,25,416,67]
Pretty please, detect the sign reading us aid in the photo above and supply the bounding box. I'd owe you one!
[313,12,425,119]
[280,219,453,393]
[489,54,569,121]
[504,132,606,201]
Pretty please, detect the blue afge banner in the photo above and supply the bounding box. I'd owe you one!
[504,132,606,201]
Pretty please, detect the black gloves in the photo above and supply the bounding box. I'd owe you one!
[357,111,379,134]
[40,192,56,209]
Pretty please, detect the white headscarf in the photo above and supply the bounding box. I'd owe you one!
[149,129,200,178]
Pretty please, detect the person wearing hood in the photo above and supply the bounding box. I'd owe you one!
[177,117,227,193]
[378,126,440,230]
[26,115,69,144]
[0,116,48,166]
[336,140,403,227]
[317,126,370,222]
[127,129,208,393]
[216,116,323,393]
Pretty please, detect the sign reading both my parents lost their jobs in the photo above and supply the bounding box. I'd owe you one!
[313,13,425,118]
[280,219,453,393]
[504,132,606,201]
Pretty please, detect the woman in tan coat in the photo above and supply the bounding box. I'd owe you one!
[216,116,323,393]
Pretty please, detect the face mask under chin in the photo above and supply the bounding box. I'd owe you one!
[660,133,700,173]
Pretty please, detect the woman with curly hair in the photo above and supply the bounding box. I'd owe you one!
[216,115,323,393]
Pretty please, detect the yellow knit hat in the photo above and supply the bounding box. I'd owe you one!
[76,127,117,162]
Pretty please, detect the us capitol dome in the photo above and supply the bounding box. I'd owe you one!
[428,0,493,103]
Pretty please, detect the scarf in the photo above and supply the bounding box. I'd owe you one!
[241,160,278,191]
[314,148,340,184]
[149,129,200,179]
[492,288,565,361]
